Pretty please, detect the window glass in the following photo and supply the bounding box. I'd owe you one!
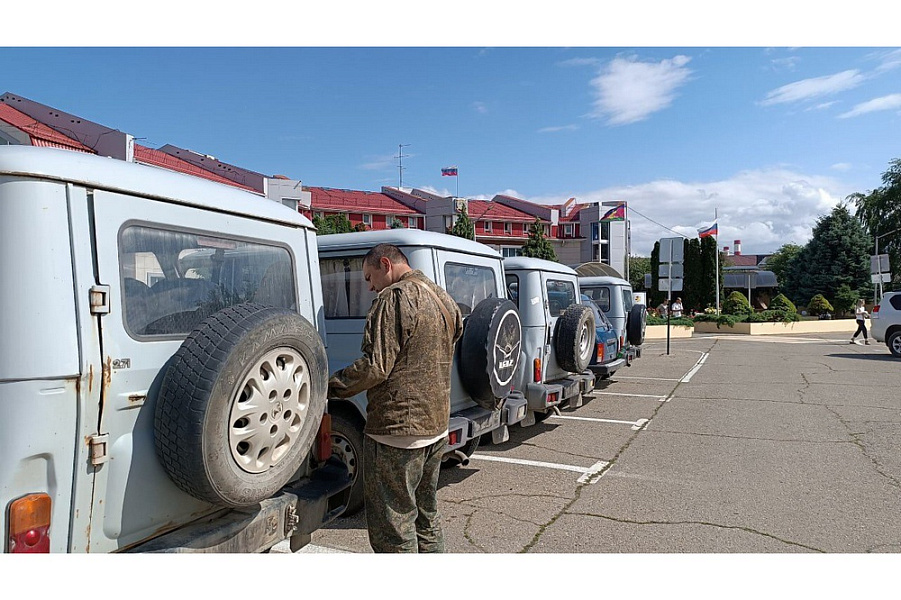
[119,226,294,337]
[320,256,377,318]
[889,294,901,311]
[622,288,634,312]
[505,274,519,309]
[582,286,611,313]
[445,263,497,316]
[546,279,576,317]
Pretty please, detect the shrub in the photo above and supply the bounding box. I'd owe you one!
[807,294,834,316]
[647,315,694,327]
[722,291,753,316]
[832,284,859,318]
[770,293,796,313]
[693,313,738,328]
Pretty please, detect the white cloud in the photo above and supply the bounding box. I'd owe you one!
[872,48,901,73]
[760,69,865,105]
[806,101,837,111]
[838,93,901,118]
[472,101,488,114]
[360,153,399,171]
[558,57,602,68]
[831,162,853,171]
[588,54,693,126]
[525,168,848,256]
[769,56,800,71]
[538,124,579,133]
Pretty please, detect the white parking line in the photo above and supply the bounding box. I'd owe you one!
[551,414,650,430]
[592,391,669,401]
[680,352,709,383]
[470,454,610,484]
[613,376,682,381]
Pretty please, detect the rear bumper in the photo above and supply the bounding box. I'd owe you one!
[126,459,352,553]
[526,372,595,410]
[589,357,626,376]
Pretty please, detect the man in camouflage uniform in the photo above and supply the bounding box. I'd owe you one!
[328,244,463,553]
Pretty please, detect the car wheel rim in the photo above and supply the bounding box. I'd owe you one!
[330,433,358,481]
[579,323,592,359]
[229,347,311,474]
[893,337,901,354]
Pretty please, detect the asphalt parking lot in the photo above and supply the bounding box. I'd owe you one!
[277,330,901,554]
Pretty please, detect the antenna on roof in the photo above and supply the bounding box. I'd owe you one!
[396,144,411,189]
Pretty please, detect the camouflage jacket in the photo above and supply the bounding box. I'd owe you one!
[328,270,464,436]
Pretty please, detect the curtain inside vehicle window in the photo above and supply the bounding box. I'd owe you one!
[320,256,376,318]
[119,226,294,337]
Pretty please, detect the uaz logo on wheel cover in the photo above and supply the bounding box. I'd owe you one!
[492,308,521,387]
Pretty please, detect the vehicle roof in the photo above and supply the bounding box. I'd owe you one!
[504,256,578,275]
[579,275,631,287]
[316,228,502,258]
[0,145,314,229]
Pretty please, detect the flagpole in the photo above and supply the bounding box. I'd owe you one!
[715,208,720,315]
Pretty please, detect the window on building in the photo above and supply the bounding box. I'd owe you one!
[485,221,494,233]
[563,223,573,237]
[591,222,599,241]
[601,221,610,241]
[543,225,550,236]
[501,246,521,258]
[408,216,417,229]
[504,222,512,235]
[601,242,610,262]
[362,213,372,227]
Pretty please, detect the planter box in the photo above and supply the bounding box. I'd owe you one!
[693,319,868,336]
[645,324,693,339]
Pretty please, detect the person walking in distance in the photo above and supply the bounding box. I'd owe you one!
[850,298,870,345]
[327,244,463,553]
[671,297,684,319]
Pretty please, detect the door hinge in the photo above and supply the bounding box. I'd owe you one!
[89,433,110,465]
[90,285,110,315]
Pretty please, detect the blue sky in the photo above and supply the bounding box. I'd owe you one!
[3,9,900,257]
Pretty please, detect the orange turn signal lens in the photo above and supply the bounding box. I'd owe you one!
[316,413,332,463]
[533,358,542,382]
[8,493,51,553]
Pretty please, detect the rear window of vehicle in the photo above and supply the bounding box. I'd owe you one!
[320,256,377,319]
[581,286,610,313]
[445,263,497,316]
[505,274,520,309]
[890,294,901,311]
[546,279,576,317]
[120,225,295,337]
[622,288,634,313]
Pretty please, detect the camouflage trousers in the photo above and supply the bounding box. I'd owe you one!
[362,435,447,553]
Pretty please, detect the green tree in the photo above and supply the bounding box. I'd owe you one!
[313,213,365,235]
[389,217,405,229]
[832,284,859,318]
[700,236,725,311]
[448,205,476,241]
[723,290,753,316]
[682,238,702,312]
[849,157,901,289]
[807,293,834,317]
[770,293,797,313]
[520,218,557,261]
[628,256,651,291]
[766,243,803,287]
[782,205,872,306]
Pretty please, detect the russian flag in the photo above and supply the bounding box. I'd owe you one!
[441,167,458,177]
[698,223,718,238]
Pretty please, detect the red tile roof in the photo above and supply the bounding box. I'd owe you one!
[308,187,422,215]
[134,144,259,193]
[726,255,761,267]
[0,104,94,153]
[467,199,537,222]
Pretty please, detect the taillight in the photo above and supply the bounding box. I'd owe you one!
[596,343,604,362]
[873,305,881,315]
[546,392,558,405]
[533,358,542,382]
[316,413,332,463]
[448,429,462,446]
[7,493,51,553]
[620,335,624,349]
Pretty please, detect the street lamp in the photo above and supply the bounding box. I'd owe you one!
[875,227,901,302]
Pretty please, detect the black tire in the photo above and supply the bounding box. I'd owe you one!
[330,411,366,517]
[441,436,480,469]
[627,304,647,346]
[458,298,522,410]
[888,330,901,358]
[533,410,553,423]
[555,304,595,373]
[154,303,327,508]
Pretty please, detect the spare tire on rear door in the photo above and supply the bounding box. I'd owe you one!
[627,303,647,346]
[555,304,595,373]
[154,303,327,508]
[457,297,521,411]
